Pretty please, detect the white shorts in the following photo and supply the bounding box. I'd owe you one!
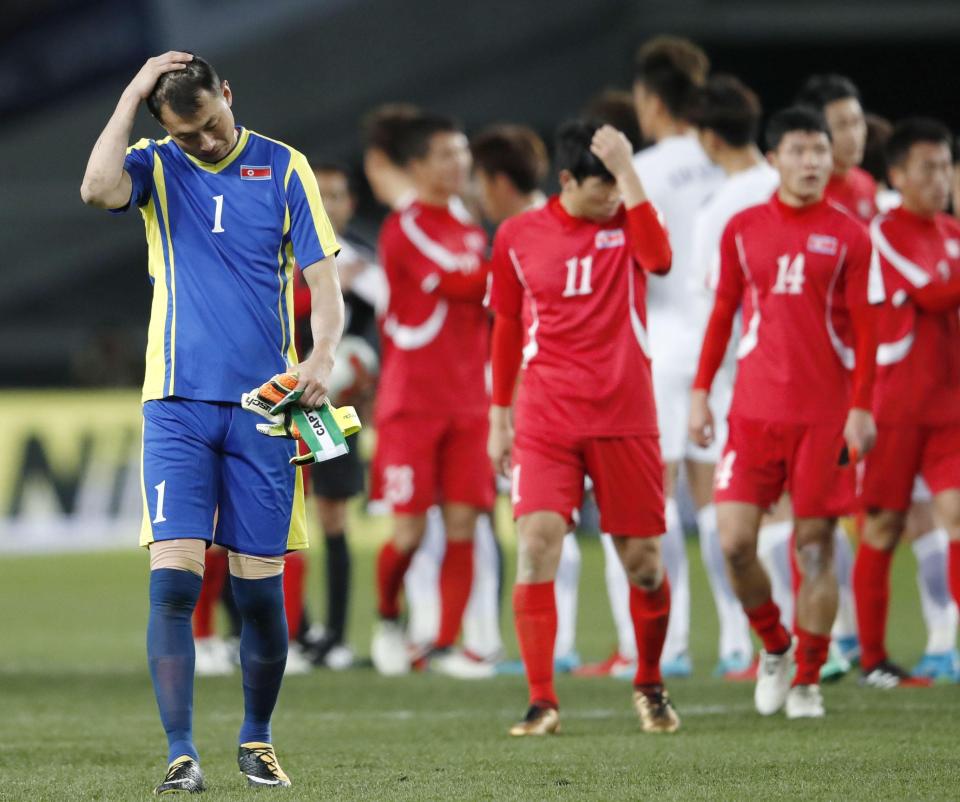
[652,360,732,465]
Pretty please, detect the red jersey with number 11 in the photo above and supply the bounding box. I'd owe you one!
[489,196,671,438]
[712,196,884,423]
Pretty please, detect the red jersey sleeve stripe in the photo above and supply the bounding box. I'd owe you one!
[870,216,930,288]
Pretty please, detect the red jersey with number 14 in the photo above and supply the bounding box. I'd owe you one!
[715,196,884,423]
[489,196,671,438]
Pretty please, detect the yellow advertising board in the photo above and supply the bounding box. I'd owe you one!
[0,391,143,552]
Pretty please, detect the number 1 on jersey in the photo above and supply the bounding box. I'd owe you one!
[211,194,225,233]
[563,256,593,297]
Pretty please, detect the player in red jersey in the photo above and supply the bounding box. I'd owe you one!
[855,118,960,687]
[369,113,494,678]
[796,74,877,223]
[689,106,883,719]
[488,120,677,736]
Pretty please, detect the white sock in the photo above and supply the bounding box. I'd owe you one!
[831,526,858,640]
[912,528,959,654]
[404,506,444,647]
[553,533,581,659]
[461,513,503,660]
[697,503,752,660]
[601,532,636,660]
[661,498,690,664]
[757,520,794,629]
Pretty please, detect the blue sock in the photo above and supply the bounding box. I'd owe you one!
[231,573,288,745]
[147,568,202,764]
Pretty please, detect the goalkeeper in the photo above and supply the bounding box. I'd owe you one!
[80,52,343,793]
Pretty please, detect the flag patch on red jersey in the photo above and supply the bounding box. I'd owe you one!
[595,229,625,250]
[807,234,838,255]
[240,165,271,180]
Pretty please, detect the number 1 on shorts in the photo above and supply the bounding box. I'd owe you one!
[153,480,168,524]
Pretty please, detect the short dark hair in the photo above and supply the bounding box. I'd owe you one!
[634,36,709,120]
[471,124,548,194]
[885,117,953,169]
[862,114,894,184]
[393,113,462,166]
[688,74,762,148]
[795,74,860,110]
[311,160,355,194]
[554,119,613,183]
[765,105,831,151]
[360,103,422,165]
[146,53,221,122]
[582,88,644,151]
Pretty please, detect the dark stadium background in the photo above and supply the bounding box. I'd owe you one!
[2,0,958,387]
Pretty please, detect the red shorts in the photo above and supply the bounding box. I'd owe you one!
[860,422,960,512]
[714,416,854,518]
[370,413,494,514]
[511,431,665,537]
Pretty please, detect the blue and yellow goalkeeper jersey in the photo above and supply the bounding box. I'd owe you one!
[112,127,340,403]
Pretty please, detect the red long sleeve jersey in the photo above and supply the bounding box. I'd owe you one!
[871,208,960,424]
[489,196,671,438]
[376,201,489,421]
[712,196,884,423]
[825,166,878,223]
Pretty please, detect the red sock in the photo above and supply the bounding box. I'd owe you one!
[376,540,414,620]
[852,542,893,669]
[630,576,671,687]
[949,541,960,612]
[513,582,558,708]
[788,530,801,631]
[745,597,792,654]
[435,540,474,649]
[193,547,227,638]
[793,627,831,686]
[283,551,306,640]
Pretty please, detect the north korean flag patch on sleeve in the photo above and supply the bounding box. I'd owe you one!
[240,165,272,180]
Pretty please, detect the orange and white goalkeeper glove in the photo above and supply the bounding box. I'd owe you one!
[240,372,361,465]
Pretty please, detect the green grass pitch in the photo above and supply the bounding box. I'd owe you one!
[1,505,958,800]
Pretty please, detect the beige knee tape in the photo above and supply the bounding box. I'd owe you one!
[149,538,206,577]
[228,552,285,579]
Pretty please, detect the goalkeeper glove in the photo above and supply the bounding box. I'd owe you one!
[241,372,361,465]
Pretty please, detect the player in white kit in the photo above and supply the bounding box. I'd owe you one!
[687,74,781,675]
[626,36,726,677]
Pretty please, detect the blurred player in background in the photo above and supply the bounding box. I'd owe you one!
[370,114,495,679]
[291,162,384,670]
[471,124,582,671]
[796,74,877,223]
[488,120,677,735]
[858,116,959,681]
[81,52,342,791]
[690,106,882,719]
[687,74,780,677]
[785,73,878,670]
[584,88,645,152]
[855,118,960,686]
[362,106,504,669]
[631,35,725,678]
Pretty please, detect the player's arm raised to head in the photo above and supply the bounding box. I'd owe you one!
[590,125,671,273]
[80,52,192,208]
[298,257,345,407]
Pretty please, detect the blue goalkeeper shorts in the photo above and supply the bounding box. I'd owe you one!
[140,398,308,556]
